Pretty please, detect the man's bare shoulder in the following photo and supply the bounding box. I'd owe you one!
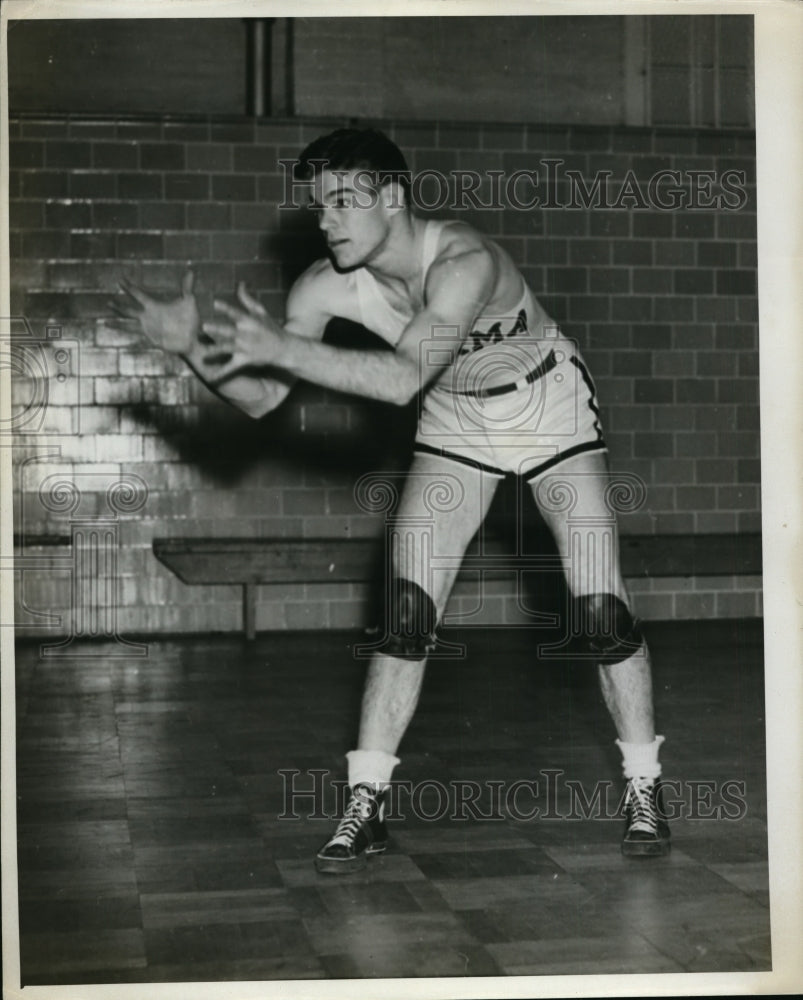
[433,219,494,261]
[287,257,356,315]
[425,220,497,295]
[291,257,348,296]
[286,257,359,326]
[423,219,526,314]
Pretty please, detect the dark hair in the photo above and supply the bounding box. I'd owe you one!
[297,128,411,205]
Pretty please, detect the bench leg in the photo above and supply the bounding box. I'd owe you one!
[243,584,257,640]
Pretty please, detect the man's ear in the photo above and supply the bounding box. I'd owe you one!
[381,179,407,216]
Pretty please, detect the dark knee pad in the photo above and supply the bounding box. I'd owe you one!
[572,593,643,665]
[376,577,438,661]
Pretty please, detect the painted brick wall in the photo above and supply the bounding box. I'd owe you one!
[8,114,760,637]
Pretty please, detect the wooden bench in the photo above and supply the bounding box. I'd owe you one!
[152,533,762,639]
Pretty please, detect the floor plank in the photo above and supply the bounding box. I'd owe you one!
[13,619,769,984]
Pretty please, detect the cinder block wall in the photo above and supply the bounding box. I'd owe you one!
[8,115,760,636]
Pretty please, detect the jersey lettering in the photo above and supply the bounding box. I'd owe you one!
[458,309,528,355]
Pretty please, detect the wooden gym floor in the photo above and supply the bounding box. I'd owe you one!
[13,618,769,985]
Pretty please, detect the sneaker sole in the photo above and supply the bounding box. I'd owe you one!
[621,838,671,858]
[314,841,387,875]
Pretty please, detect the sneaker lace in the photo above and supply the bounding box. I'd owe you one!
[328,788,377,847]
[625,776,658,834]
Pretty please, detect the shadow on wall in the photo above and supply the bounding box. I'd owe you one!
[123,395,416,487]
[123,319,417,488]
[264,204,323,289]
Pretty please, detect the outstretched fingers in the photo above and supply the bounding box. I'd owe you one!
[236,281,267,317]
[108,279,151,317]
[119,278,151,306]
[107,296,141,321]
[213,298,247,323]
[201,319,236,345]
[204,298,248,345]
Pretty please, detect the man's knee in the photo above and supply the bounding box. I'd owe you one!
[572,593,643,665]
[376,577,438,661]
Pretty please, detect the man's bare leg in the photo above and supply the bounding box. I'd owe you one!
[358,655,426,754]
[531,449,669,854]
[598,649,655,744]
[530,450,656,741]
[315,453,499,872]
[355,452,498,755]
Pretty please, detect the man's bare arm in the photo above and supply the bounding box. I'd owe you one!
[201,248,496,406]
[193,279,332,418]
[107,268,330,419]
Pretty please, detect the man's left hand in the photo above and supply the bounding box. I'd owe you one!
[201,283,285,381]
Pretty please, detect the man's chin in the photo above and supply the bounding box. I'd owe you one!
[329,247,364,272]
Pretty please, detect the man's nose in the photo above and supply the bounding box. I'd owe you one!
[317,209,334,232]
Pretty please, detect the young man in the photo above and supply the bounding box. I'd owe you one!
[111,128,669,873]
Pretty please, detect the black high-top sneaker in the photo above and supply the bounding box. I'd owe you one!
[315,783,388,874]
[621,776,671,857]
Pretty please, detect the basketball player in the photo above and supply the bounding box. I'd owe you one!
[111,128,670,873]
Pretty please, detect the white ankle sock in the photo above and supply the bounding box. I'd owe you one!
[615,735,665,780]
[346,749,400,791]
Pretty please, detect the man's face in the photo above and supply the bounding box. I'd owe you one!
[309,168,394,270]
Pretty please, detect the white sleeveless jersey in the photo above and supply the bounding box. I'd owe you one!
[351,219,566,394]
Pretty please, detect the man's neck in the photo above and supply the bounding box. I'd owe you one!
[363,213,426,285]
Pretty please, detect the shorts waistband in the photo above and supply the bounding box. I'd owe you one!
[452,349,558,399]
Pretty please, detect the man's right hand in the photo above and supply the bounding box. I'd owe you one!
[108,270,200,355]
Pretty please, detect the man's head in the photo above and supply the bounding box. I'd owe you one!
[297,129,413,270]
[297,128,412,208]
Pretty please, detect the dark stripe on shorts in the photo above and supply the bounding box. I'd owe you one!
[570,355,605,441]
[414,442,507,477]
[523,441,609,483]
